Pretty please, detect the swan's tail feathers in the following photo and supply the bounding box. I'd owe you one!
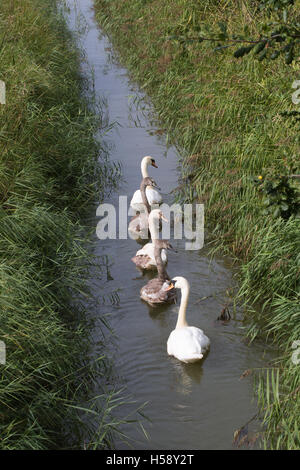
[186,353,204,363]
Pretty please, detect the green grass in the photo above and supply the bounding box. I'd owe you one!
[94,0,300,449]
[0,0,131,449]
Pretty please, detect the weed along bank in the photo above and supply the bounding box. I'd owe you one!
[0,0,131,449]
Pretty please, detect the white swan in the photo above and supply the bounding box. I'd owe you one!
[130,156,162,211]
[131,209,168,270]
[166,277,210,363]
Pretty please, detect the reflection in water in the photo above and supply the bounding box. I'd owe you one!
[66,0,275,450]
[172,360,204,395]
[148,304,177,329]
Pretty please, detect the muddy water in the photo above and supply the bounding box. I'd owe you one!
[67,0,271,450]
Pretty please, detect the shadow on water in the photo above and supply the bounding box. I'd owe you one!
[66,0,276,450]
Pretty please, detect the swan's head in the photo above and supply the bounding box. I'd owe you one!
[154,239,177,252]
[143,156,158,168]
[166,276,189,291]
[149,209,168,223]
[141,177,160,190]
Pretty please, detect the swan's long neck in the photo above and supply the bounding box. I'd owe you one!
[141,158,149,178]
[154,244,168,280]
[148,212,159,240]
[176,281,189,329]
[140,182,151,214]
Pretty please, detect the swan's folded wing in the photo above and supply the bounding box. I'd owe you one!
[130,189,142,207]
[145,187,162,205]
[167,327,210,362]
[135,242,154,259]
[135,244,167,266]
[130,188,162,208]
[141,278,176,304]
[190,327,210,351]
[131,254,152,269]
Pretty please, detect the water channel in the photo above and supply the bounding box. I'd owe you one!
[67,0,271,450]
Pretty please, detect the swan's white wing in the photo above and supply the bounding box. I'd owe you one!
[167,327,210,363]
[135,244,167,265]
[146,187,162,205]
[135,242,154,259]
[130,189,142,207]
[130,187,162,209]
[161,248,167,264]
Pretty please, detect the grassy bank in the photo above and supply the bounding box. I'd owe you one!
[94,0,300,449]
[0,0,123,449]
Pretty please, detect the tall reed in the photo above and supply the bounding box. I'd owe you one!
[0,0,129,449]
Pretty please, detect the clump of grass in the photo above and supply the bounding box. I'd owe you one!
[240,217,300,449]
[95,0,300,449]
[0,0,128,449]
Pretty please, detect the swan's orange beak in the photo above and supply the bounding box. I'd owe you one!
[151,161,158,168]
[166,282,175,291]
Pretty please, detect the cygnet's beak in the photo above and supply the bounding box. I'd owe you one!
[168,243,177,253]
[152,180,161,190]
[166,282,175,291]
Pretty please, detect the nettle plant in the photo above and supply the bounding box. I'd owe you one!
[254,162,300,219]
[168,0,300,65]
[233,0,299,65]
